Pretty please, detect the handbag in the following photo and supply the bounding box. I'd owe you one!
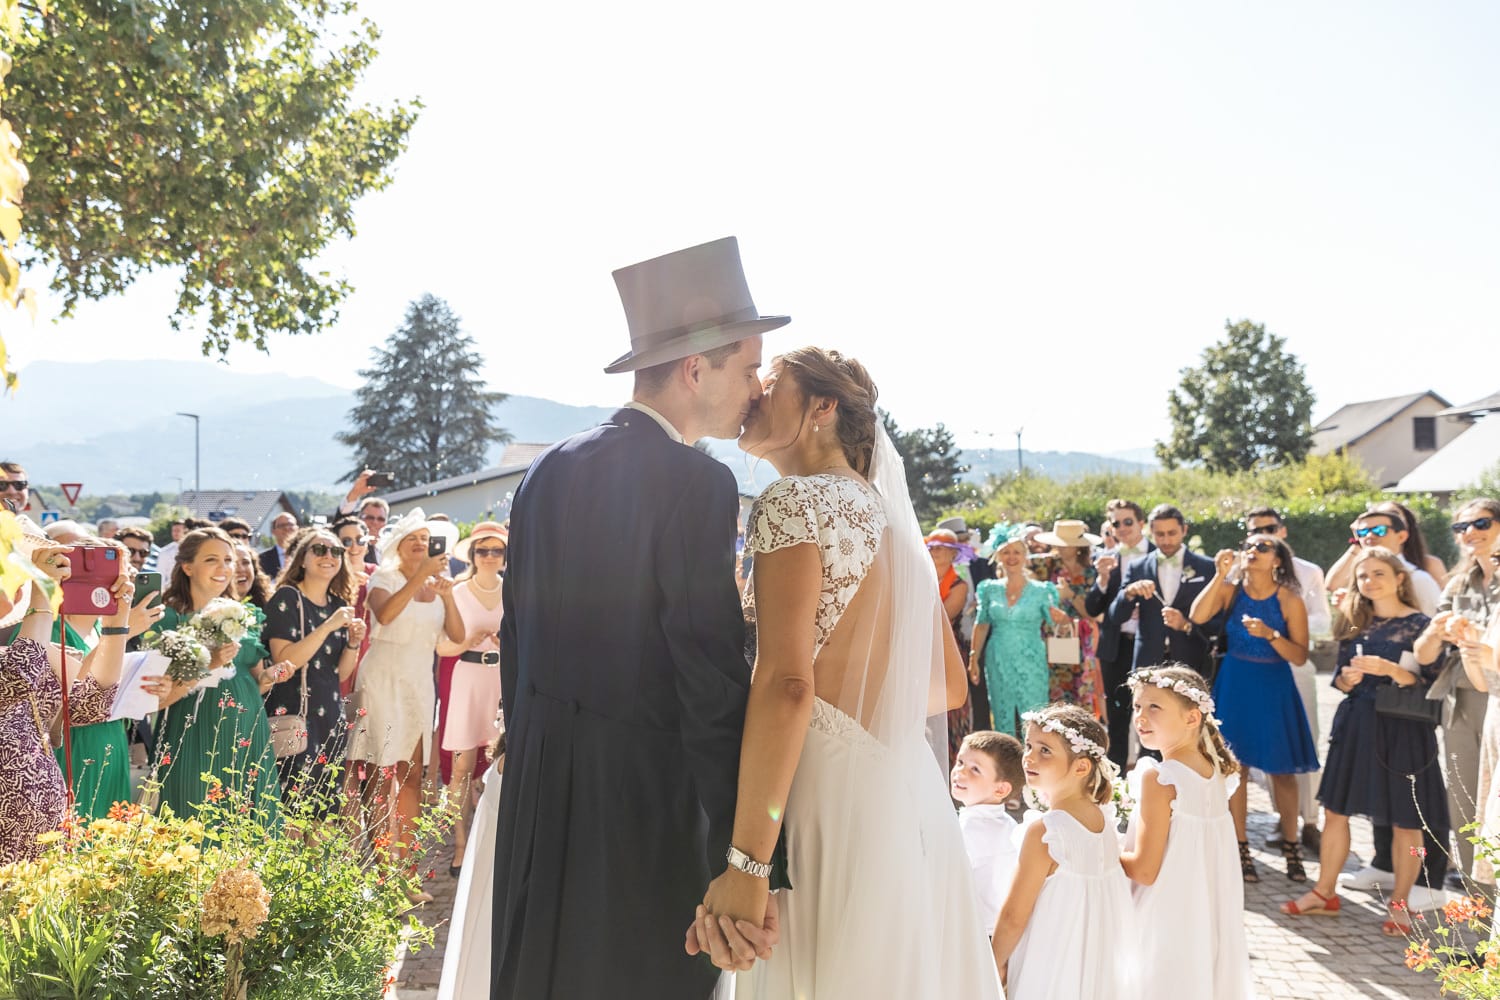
[1374,681,1442,727]
[1046,620,1081,665]
[267,588,309,759]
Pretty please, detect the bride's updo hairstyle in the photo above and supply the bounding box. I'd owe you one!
[777,347,880,478]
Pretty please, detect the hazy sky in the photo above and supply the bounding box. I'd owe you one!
[5,1,1497,453]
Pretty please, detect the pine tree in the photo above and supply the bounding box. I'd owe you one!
[881,410,971,528]
[337,295,511,487]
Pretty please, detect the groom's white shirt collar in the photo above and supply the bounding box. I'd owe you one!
[623,401,686,445]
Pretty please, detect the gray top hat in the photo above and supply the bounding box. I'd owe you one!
[604,236,790,374]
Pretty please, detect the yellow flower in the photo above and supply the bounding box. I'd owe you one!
[34,830,65,845]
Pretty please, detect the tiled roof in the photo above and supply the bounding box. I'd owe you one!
[178,491,295,532]
[1438,391,1500,418]
[1311,391,1448,452]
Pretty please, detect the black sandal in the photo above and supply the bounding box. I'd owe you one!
[1281,839,1307,882]
[1239,840,1259,883]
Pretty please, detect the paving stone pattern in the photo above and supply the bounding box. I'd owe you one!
[392,674,1445,999]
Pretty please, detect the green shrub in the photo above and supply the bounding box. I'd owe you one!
[944,454,1459,569]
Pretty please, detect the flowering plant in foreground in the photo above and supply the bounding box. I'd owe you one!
[0,772,447,999]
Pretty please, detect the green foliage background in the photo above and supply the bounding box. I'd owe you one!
[945,453,1461,569]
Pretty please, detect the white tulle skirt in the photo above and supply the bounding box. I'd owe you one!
[734,700,1003,999]
[437,758,502,1000]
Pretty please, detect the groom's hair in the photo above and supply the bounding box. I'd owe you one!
[634,341,745,394]
[961,731,1023,793]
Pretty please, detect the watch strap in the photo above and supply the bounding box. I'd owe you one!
[726,845,772,880]
[100,626,131,636]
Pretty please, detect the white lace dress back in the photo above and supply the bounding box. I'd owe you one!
[734,474,1002,1000]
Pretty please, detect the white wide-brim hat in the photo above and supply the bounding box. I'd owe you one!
[377,507,460,564]
[603,236,789,374]
[1034,519,1103,549]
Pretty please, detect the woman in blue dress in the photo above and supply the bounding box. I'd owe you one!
[1280,547,1442,935]
[1191,533,1315,883]
[968,526,1069,736]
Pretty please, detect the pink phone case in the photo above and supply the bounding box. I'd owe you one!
[60,546,123,616]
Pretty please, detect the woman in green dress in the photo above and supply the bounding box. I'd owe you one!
[967,525,1071,736]
[146,527,283,828]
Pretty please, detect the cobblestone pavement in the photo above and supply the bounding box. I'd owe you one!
[393,673,1448,999]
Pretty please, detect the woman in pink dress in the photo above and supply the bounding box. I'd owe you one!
[437,521,507,876]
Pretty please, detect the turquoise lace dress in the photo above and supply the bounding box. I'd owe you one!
[976,578,1061,735]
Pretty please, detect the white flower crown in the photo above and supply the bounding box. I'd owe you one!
[1021,711,1121,784]
[1131,670,1222,726]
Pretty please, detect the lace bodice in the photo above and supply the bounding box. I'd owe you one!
[744,474,886,660]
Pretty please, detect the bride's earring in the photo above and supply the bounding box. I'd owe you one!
[813,424,820,433]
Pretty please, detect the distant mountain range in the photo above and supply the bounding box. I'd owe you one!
[2,360,1152,497]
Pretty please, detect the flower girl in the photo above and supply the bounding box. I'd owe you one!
[1122,665,1255,999]
[992,704,1137,999]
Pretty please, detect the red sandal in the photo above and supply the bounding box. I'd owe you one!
[1280,887,1341,916]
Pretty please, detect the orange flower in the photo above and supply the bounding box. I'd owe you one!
[1405,941,1434,970]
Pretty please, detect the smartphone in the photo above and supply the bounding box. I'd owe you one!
[428,535,448,557]
[367,471,395,488]
[60,545,123,616]
[132,571,163,609]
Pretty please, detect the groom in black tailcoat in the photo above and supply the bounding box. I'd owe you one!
[492,238,788,1000]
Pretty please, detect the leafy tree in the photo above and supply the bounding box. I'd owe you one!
[5,0,418,356]
[0,0,37,394]
[881,410,969,528]
[1156,319,1315,473]
[337,295,510,487]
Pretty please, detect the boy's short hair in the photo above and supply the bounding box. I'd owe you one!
[961,730,1024,791]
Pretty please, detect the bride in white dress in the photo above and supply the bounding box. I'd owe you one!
[695,347,1003,999]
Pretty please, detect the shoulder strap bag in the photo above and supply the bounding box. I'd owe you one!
[267,588,310,759]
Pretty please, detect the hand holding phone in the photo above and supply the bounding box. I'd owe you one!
[367,471,395,489]
[428,535,448,558]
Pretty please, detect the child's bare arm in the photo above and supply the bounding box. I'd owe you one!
[1119,768,1174,885]
[991,821,1053,972]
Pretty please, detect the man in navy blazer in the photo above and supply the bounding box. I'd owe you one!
[492,238,787,1000]
[1085,499,1152,767]
[1108,504,1225,683]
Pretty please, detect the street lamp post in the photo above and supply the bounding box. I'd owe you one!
[175,412,200,497]
[1016,427,1024,474]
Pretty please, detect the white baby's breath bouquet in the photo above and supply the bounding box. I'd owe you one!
[189,597,256,649]
[141,627,212,686]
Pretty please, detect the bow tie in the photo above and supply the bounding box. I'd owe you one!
[1159,552,1182,568]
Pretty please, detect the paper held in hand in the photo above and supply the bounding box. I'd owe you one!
[109,651,166,722]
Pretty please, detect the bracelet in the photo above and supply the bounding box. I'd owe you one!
[23,607,50,619]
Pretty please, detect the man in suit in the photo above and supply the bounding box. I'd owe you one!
[257,511,298,579]
[1109,503,1224,681]
[493,237,786,1000]
[1085,499,1151,767]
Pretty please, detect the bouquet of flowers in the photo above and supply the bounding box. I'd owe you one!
[189,597,256,649]
[141,627,212,686]
[1112,776,1136,829]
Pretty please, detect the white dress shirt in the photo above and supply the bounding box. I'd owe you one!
[1291,555,1332,641]
[958,804,1019,934]
[1114,542,1149,634]
[623,401,686,445]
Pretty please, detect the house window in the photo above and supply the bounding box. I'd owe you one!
[1413,416,1437,452]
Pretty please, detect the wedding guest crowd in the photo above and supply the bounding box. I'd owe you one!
[9,447,1500,968]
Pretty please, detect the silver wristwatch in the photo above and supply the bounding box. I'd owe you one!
[726,845,772,879]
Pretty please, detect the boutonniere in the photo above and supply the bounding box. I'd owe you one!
[1180,569,1200,584]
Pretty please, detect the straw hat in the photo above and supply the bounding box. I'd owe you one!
[1033,519,1103,549]
[454,521,508,564]
[377,507,460,564]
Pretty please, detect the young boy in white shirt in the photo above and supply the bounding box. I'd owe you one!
[950,730,1024,934]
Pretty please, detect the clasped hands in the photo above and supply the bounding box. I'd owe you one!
[684,868,780,972]
[1338,654,1410,692]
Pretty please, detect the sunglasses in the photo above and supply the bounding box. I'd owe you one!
[340,535,371,548]
[1354,524,1392,538]
[361,513,388,523]
[1452,517,1496,535]
[227,531,250,541]
[125,546,151,558]
[0,480,27,492]
[1246,524,1280,536]
[1110,517,1136,529]
[305,543,346,558]
[471,546,506,558]
[1242,541,1277,554]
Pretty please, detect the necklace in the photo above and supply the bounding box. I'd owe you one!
[469,577,501,594]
